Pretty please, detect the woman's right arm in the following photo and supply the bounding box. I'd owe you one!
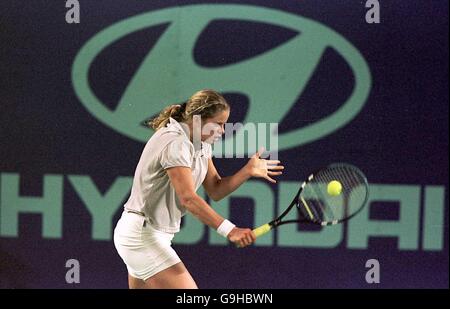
[166,166,255,247]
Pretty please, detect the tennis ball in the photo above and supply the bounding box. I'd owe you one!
[327,180,342,196]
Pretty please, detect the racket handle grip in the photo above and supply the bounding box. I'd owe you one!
[253,223,272,238]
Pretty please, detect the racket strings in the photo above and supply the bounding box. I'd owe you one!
[300,164,368,223]
[339,166,367,215]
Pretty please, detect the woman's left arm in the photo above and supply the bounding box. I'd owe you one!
[203,148,284,202]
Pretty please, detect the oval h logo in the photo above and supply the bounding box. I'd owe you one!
[72,4,371,155]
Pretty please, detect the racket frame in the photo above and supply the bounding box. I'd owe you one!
[253,163,369,237]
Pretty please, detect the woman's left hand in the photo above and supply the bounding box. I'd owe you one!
[245,147,284,183]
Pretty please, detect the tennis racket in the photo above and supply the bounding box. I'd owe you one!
[253,163,369,238]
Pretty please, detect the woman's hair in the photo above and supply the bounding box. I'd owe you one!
[149,89,230,131]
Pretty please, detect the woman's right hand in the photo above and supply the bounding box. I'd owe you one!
[227,227,256,248]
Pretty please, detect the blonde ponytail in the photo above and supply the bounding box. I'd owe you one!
[148,89,229,131]
[148,103,186,130]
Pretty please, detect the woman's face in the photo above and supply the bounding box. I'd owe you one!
[201,109,230,144]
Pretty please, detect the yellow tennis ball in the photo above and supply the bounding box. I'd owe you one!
[327,180,342,196]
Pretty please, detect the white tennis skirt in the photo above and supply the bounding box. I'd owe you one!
[113,210,181,281]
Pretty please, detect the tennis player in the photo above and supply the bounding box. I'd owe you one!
[113,89,284,289]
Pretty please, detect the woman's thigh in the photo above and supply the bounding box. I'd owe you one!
[143,262,198,289]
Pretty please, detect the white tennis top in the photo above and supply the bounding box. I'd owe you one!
[123,117,212,233]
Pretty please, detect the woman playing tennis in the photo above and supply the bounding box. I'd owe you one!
[113,89,284,289]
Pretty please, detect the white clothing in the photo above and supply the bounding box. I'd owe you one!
[123,117,212,233]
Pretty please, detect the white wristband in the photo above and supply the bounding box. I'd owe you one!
[216,219,236,238]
